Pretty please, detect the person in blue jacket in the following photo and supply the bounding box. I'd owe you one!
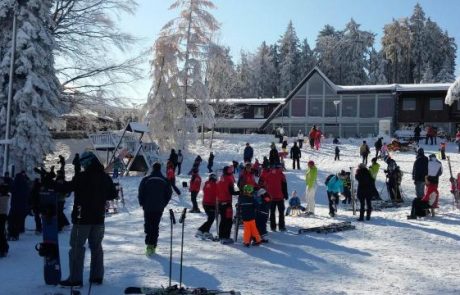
[325,171,345,217]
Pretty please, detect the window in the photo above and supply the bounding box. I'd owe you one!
[325,97,340,117]
[360,95,376,118]
[402,98,416,111]
[342,96,357,117]
[308,73,324,95]
[378,95,394,118]
[254,106,265,119]
[308,98,323,116]
[342,124,358,138]
[291,98,306,117]
[359,124,378,137]
[294,85,307,98]
[323,124,339,138]
[429,98,444,111]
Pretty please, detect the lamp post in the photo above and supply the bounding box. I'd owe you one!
[333,100,341,137]
[2,1,18,175]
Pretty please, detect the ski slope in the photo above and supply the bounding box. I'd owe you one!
[1,134,460,295]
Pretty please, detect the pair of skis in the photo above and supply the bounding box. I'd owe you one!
[125,286,241,295]
[296,221,356,234]
[447,156,460,209]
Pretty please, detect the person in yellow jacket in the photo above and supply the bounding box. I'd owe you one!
[368,158,381,200]
[305,161,318,215]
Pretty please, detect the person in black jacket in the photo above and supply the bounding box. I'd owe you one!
[412,148,428,199]
[269,143,280,167]
[59,151,117,287]
[207,152,214,173]
[138,162,172,256]
[239,185,262,247]
[243,143,254,163]
[414,124,421,144]
[290,142,301,170]
[374,137,383,159]
[168,149,178,170]
[355,163,374,221]
[72,153,81,175]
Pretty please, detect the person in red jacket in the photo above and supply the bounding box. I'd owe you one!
[238,163,258,190]
[308,126,317,149]
[166,161,181,196]
[196,173,218,239]
[189,168,202,213]
[407,177,439,219]
[217,166,239,244]
[265,166,288,231]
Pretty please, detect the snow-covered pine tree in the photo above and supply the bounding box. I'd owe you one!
[0,0,63,172]
[421,63,434,83]
[382,18,411,83]
[368,48,387,85]
[234,51,255,98]
[423,18,446,78]
[253,41,276,97]
[315,24,342,83]
[435,58,456,83]
[278,21,301,96]
[409,3,427,83]
[299,38,316,79]
[268,44,280,97]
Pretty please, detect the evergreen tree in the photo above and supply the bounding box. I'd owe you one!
[0,0,63,171]
[268,44,280,97]
[253,41,276,97]
[299,38,316,78]
[421,63,434,83]
[423,18,445,77]
[315,25,342,83]
[409,3,427,83]
[278,21,301,96]
[435,58,456,83]
[382,18,411,83]
[368,48,388,84]
[233,51,255,98]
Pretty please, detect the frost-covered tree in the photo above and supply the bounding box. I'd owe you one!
[315,25,342,83]
[253,41,276,97]
[368,48,387,84]
[278,21,301,96]
[233,51,255,98]
[0,0,63,172]
[145,0,220,147]
[409,3,427,83]
[268,44,280,97]
[382,18,411,83]
[435,58,456,83]
[299,38,316,78]
[445,76,460,105]
[421,63,434,83]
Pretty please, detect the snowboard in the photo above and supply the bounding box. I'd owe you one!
[37,190,61,285]
[297,221,355,234]
[124,285,241,295]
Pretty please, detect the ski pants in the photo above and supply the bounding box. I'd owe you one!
[309,138,315,149]
[387,180,402,201]
[198,205,215,233]
[327,191,340,216]
[306,187,316,214]
[32,207,42,232]
[57,201,70,231]
[176,163,182,175]
[361,155,368,165]
[414,181,425,199]
[410,198,431,218]
[68,224,105,282]
[218,203,233,239]
[7,212,26,239]
[169,180,181,196]
[342,187,352,204]
[243,220,261,245]
[335,153,340,161]
[191,191,199,211]
[298,140,303,149]
[144,210,163,247]
[292,157,300,170]
[0,214,8,254]
[255,209,269,236]
[358,194,372,219]
[270,200,285,230]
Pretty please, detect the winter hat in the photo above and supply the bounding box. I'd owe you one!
[417,148,425,156]
[79,151,97,169]
[429,154,437,159]
[308,160,315,166]
[153,162,161,171]
[243,184,254,195]
[209,173,217,181]
[358,163,367,169]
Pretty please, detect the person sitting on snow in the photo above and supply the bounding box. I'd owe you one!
[285,190,306,216]
[407,177,439,219]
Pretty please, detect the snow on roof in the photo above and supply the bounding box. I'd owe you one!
[445,78,460,105]
[337,83,451,92]
[186,98,285,105]
[127,122,150,133]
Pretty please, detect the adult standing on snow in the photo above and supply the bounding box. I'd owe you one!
[166,161,181,196]
[207,152,214,173]
[196,173,218,239]
[374,137,383,159]
[59,151,117,287]
[412,148,428,198]
[177,150,184,175]
[305,161,317,215]
[427,154,443,185]
[359,141,370,165]
[355,164,374,221]
[189,169,202,213]
[297,130,304,149]
[369,158,381,200]
[168,149,178,170]
[243,143,254,163]
[72,153,81,175]
[7,171,31,240]
[138,162,172,257]
[414,124,422,145]
[269,143,280,167]
[266,166,288,231]
[290,142,301,170]
[217,166,239,244]
[308,126,317,149]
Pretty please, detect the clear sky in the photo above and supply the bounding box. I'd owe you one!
[120,0,460,103]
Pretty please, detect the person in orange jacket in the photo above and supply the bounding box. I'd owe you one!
[189,168,202,213]
[196,173,218,239]
[239,185,262,247]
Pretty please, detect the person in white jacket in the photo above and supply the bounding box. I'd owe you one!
[297,130,304,149]
[427,154,443,185]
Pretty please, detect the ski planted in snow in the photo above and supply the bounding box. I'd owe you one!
[124,285,241,295]
[447,156,460,209]
[297,221,355,234]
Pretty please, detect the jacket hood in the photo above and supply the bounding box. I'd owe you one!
[417,148,425,156]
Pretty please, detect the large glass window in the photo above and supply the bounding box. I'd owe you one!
[308,73,324,95]
[342,124,358,138]
[308,98,323,116]
[429,98,444,111]
[342,96,357,117]
[325,97,340,117]
[402,98,416,111]
[290,124,305,136]
[378,95,394,118]
[254,106,265,119]
[360,95,376,118]
[294,85,307,98]
[323,124,339,138]
[291,98,306,117]
[359,124,378,137]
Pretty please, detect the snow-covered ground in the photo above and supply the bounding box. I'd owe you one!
[2,134,460,295]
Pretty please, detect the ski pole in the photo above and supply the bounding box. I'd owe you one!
[168,209,176,288]
[178,208,187,289]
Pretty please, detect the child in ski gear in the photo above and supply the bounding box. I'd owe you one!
[384,157,403,202]
[439,142,446,160]
[207,152,214,173]
[189,155,202,175]
[168,149,179,170]
[326,172,345,217]
[305,161,318,214]
[166,161,181,196]
[138,162,172,257]
[290,142,301,170]
[333,137,339,144]
[217,166,239,243]
[369,158,381,200]
[58,155,66,174]
[72,153,81,175]
[253,159,261,177]
[374,137,383,159]
[59,151,118,287]
[189,169,202,213]
[269,144,280,166]
[0,179,10,257]
[297,130,304,149]
[266,166,288,231]
[314,129,322,150]
[380,142,389,160]
[412,148,428,198]
[334,145,340,161]
[427,154,443,185]
[254,188,271,241]
[243,143,254,163]
[285,190,306,216]
[232,160,239,175]
[355,163,374,221]
[360,141,371,165]
[177,150,183,175]
[196,174,218,239]
[340,170,352,205]
[281,139,288,153]
[407,177,439,219]
[239,185,262,247]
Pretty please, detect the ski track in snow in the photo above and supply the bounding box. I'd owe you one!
[1,134,460,295]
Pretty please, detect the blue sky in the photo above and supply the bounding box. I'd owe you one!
[120,0,460,102]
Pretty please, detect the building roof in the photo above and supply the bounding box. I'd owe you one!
[186,98,285,105]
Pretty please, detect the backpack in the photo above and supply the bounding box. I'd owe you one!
[325,174,335,186]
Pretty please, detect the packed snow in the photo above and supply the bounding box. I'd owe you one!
[1,133,460,295]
